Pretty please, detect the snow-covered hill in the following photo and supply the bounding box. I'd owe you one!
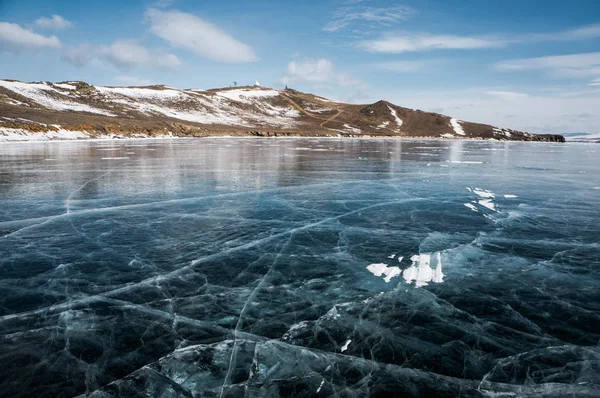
[0,80,565,142]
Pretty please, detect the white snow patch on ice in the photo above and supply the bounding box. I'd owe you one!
[473,188,495,198]
[403,253,444,287]
[340,339,351,352]
[449,118,466,136]
[367,263,402,283]
[464,203,478,212]
[440,133,455,138]
[478,199,496,211]
[504,194,518,198]
[316,379,325,393]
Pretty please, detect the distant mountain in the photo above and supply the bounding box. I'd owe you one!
[0,80,565,142]
[562,132,600,143]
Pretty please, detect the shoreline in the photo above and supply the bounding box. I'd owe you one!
[0,133,574,145]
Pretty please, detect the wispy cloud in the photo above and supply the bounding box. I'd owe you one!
[114,75,155,86]
[495,52,600,81]
[145,8,257,63]
[529,23,600,42]
[324,5,416,32]
[485,90,530,101]
[589,78,600,86]
[282,58,364,87]
[63,40,183,70]
[152,0,176,8]
[358,23,600,54]
[359,32,508,53]
[372,59,437,72]
[0,22,61,52]
[282,58,368,102]
[34,15,72,30]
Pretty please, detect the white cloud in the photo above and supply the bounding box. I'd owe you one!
[145,8,257,63]
[62,40,183,70]
[359,32,508,53]
[0,21,61,52]
[62,44,94,66]
[357,23,600,55]
[282,58,368,103]
[589,78,600,86]
[153,0,175,8]
[283,59,334,84]
[324,5,416,32]
[529,24,600,42]
[283,58,366,87]
[34,15,72,30]
[485,91,530,101]
[373,60,435,72]
[114,76,155,86]
[495,52,600,79]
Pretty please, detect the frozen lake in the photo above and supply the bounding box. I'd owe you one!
[0,138,599,397]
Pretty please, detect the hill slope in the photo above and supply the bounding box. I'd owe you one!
[0,80,564,142]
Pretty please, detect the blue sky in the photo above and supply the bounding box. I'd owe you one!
[1,0,600,134]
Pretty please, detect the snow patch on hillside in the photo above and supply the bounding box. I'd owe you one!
[0,80,114,116]
[387,105,403,129]
[93,85,298,128]
[215,88,279,102]
[343,124,362,134]
[450,118,465,136]
[493,127,512,138]
[95,86,183,101]
[53,83,77,91]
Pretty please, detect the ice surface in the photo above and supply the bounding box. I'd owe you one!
[0,138,598,397]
